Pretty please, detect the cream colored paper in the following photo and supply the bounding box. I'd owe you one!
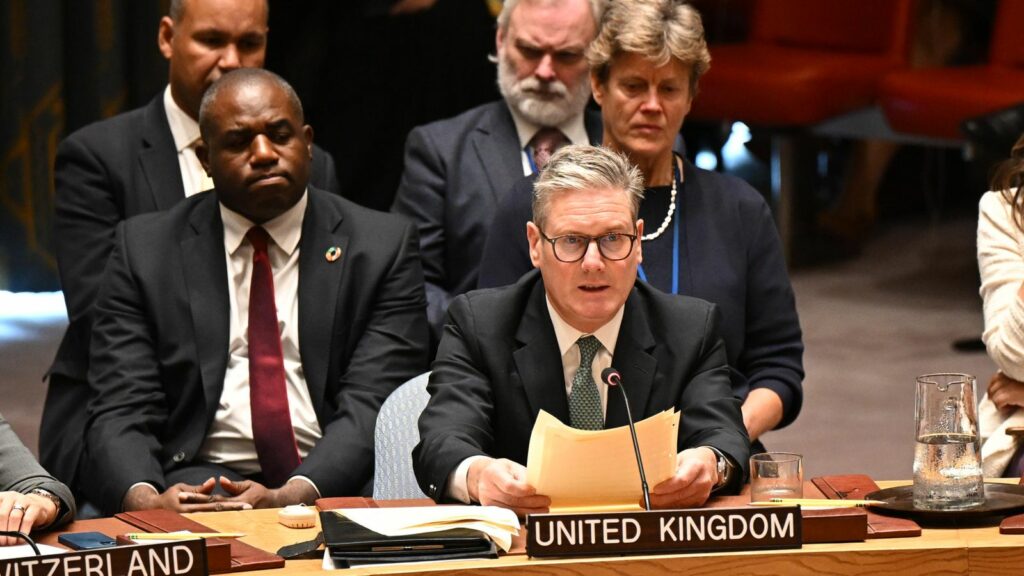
[526,409,679,511]
[335,506,520,552]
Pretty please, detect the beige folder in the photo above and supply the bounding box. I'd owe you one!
[526,409,679,512]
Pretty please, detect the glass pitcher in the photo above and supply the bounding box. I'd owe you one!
[913,373,984,510]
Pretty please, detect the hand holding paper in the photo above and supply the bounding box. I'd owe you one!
[468,458,550,518]
[649,446,718,508]
[526,409,680,512]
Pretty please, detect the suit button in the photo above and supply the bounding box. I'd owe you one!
[172,451,186,463]
[429,484,437,497]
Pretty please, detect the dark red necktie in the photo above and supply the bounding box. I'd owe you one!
[246,226,301,487]
[529,127,568,171]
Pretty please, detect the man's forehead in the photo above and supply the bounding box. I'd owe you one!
[547,188,634,226]
[180,0,267,28]
[507,0,594,47]
[210,84,295,126]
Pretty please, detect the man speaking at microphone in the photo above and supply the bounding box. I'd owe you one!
[414,145,749,515]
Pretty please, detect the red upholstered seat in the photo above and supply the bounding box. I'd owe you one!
[880,0,1024,140]
[690,0,914,127]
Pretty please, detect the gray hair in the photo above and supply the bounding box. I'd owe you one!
[198,68,303,140]
[169,0,269,22]
[496,0,604,33]
[532,144,644,231]
[587,0,710,93]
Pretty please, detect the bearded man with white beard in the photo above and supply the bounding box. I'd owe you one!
[391,0,603,344]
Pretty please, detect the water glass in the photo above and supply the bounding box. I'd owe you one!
[750,452,803,503]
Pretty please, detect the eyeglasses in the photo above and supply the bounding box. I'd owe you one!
[539,230,638,262]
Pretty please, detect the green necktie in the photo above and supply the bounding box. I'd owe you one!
[569,335,604,430]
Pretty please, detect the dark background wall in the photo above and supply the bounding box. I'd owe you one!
[0,0,499,291]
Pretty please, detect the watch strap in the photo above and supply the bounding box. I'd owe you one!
[28,488,64,528]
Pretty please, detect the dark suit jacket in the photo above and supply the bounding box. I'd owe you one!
[477,159,805,442]
[413,270,749,502]
[390,100,602,340]
[81,187,429,514]
[42,94,341,488]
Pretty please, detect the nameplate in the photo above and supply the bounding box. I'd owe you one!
[0,539,208,576]
[526,507,802,557]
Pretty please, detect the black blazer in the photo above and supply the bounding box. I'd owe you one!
[82,187,429,514]
[42,94,341,488]
[390,100,602,340]
[413,270,749,502]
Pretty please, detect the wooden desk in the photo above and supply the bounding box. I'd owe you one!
[182,482,1024,576]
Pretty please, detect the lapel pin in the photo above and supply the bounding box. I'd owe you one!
[325,246,343,262]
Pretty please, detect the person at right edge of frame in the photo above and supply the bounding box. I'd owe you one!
[414,144,749,516]
[977,134,1024,478]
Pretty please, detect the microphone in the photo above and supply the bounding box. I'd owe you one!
[601,367,651,511]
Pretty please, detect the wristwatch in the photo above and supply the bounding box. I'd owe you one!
[28,488,63,527]
[708,448,736,491]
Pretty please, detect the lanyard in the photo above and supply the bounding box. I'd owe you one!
[637,160,681,295]
[526,146,539,174]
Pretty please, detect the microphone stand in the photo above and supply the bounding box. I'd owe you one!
[602,368,651,511]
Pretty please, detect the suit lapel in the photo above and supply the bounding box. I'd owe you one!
[181,195,230,418]
[605,292,657,429]
[470,103,522,204]
[513,280,571,424]
[297,189,347,414]
[139,96,187,211]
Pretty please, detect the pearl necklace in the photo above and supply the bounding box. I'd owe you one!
[641,155,679,242]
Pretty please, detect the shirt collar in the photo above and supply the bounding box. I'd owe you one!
[163,85,201,153]
[507,103,590,151]
[220,190,308,256]
[545,295,625,358]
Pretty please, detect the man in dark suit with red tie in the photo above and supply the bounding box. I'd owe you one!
[42,0,342,498]
[82,69,428,515]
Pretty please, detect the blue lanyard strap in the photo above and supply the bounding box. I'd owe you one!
[637,156,681,294]
[526,146,538,174]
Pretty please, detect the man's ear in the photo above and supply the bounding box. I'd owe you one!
[634,219,644,265]
[526,221,542,269]
[495,26,505,59]
[158,16,176,60]
[195,140,211,175]
[303,125,314,159]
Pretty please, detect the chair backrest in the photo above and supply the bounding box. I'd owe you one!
[991,0,1024,68]
[373,371,431,500]
[750,0,914,62]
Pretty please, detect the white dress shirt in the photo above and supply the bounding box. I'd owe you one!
[163,85,214,197]
[507,107,591,176]
[445,300,625,502]
[196,192,323,487]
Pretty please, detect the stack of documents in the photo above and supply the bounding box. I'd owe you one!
[335,506,520,552]
[526,409,680,511]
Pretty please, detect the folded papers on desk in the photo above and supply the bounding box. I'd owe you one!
[334,506,518,552]
[321,510,504,567]
[526,409,679,512]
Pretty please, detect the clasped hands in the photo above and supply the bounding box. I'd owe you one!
[467,447,719,517]
[124,477,317,513]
